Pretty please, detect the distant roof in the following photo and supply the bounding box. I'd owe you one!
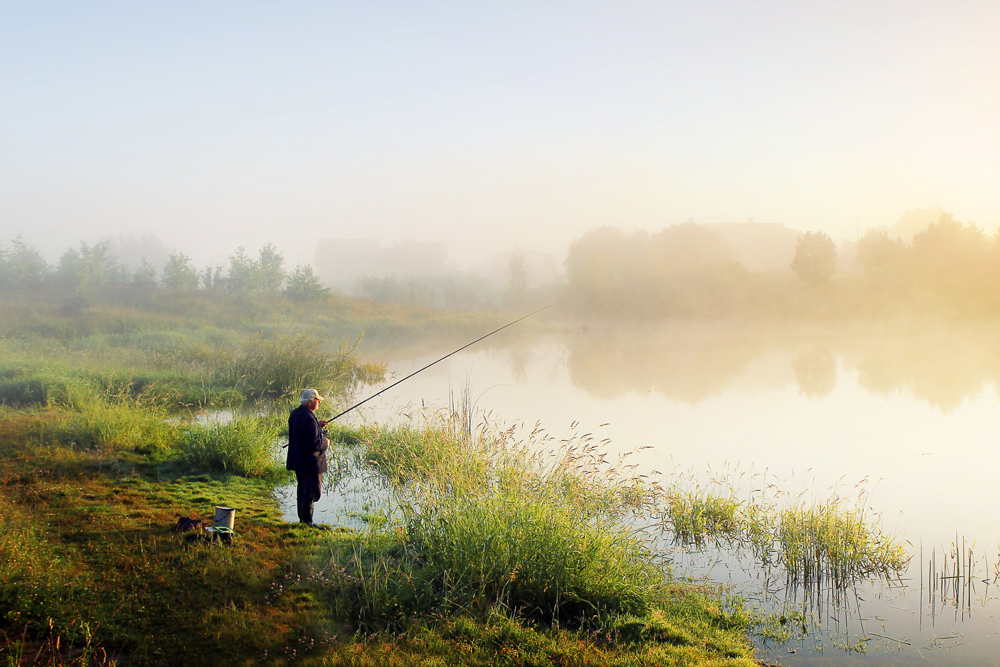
[886,207,946,242]
[701,222,802,273]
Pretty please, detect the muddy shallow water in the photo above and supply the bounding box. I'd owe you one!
[279,320,1000,665]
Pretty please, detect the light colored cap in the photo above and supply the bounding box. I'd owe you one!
[300,388,324,402]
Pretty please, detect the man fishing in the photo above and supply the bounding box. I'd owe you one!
[286,388,329,528]
[285,304,554,529]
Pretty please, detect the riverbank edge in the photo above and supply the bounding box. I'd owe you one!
[0,408,765,666]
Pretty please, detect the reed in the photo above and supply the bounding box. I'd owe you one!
[212,332,384,400]
[776,499,907,587]
[663,488,745,546]
[314,420,666,629]
[177,413,284,477]
[660,476,907,588]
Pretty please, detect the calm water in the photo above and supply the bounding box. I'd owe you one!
[281,320,1000,665]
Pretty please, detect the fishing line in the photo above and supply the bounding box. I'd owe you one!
[328,303,556,421]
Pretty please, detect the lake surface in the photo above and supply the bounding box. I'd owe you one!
[281,319,1000,665]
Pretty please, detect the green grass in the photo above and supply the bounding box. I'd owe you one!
[308,422,726,633]
[0,417,329,665]
[0,410,760,666]
[776,498,908,587]
[211,333,386,400]
[177,413,285,477]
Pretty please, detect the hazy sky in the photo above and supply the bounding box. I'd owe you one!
[3,1,999,269]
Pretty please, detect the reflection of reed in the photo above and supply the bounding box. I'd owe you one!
[920,537,980,632]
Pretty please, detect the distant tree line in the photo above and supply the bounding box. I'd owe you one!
[564,223,753,317]
[854,213,997,314]
[0,235,545,314]
[0,237,330,303]
[564,214,1000,318]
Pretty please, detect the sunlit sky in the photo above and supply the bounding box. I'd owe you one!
[3,1,999,269]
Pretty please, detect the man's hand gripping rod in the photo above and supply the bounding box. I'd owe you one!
[328,303,555,422]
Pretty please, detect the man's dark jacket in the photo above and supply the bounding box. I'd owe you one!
[286,404,328,474]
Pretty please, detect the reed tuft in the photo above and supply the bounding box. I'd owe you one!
[315,420,665,629]
[178,414,284,477]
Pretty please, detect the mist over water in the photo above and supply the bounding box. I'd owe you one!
[306,319,1000,665]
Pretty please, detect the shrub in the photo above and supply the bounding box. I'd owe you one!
[213,333,384,400]
[49,401,179,456]
[0,365,96,410]
[315,423,664,629]
[178,414,283,477]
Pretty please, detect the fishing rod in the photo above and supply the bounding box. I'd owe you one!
[327,303,555,422]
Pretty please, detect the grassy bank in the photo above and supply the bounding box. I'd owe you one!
[0,295,908,665]
[0,402,908,666]
[0,294,759,666]
[0,408,760,666]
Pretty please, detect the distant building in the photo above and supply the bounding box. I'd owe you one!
[882,206,947,243]
[313,238,449,289]
[701,221,802,273]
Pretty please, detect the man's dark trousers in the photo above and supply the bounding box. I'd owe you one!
[295,471,322,524]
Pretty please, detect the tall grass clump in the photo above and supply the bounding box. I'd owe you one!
[315,422,665,629]
[177,414,283,477]
[777,499,908,587]
[659,472,908,588]
[664,488,745,546]
[0,364,98,410]
[213,333,384,400]
[363,423,475,484]
[48,401,179,456]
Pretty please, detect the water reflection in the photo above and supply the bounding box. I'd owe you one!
[792,347,837,398]
[566,322,764,403]
[845,324,998,414]
[559,320,1000,413]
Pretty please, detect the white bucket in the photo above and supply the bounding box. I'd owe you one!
[213,506,236,530]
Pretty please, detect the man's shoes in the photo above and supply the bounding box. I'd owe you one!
[301,522,332,531]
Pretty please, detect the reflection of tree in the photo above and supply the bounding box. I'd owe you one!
[566,322,766,404]
[508,346,529,385]
[844,323,1000,414]
[564,321,1000,414]
[792,347,837,398]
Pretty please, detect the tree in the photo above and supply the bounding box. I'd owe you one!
[257,243,285,292]
[0,235,49,290]
[910,213,990,283]
[55,241,125,297]
[225,244,286,293]
[284,264,330,301]
[162,252,200,290]
[225,246,258,293]
[132,258,158,289]
[201,265,224,290]
[790,232,837,285]
[504,251,528,308]
[857,230,906,282]
[564,227,634,311]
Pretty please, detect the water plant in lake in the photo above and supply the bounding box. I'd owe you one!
[661,470,908,590]
[776,497,907,588]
